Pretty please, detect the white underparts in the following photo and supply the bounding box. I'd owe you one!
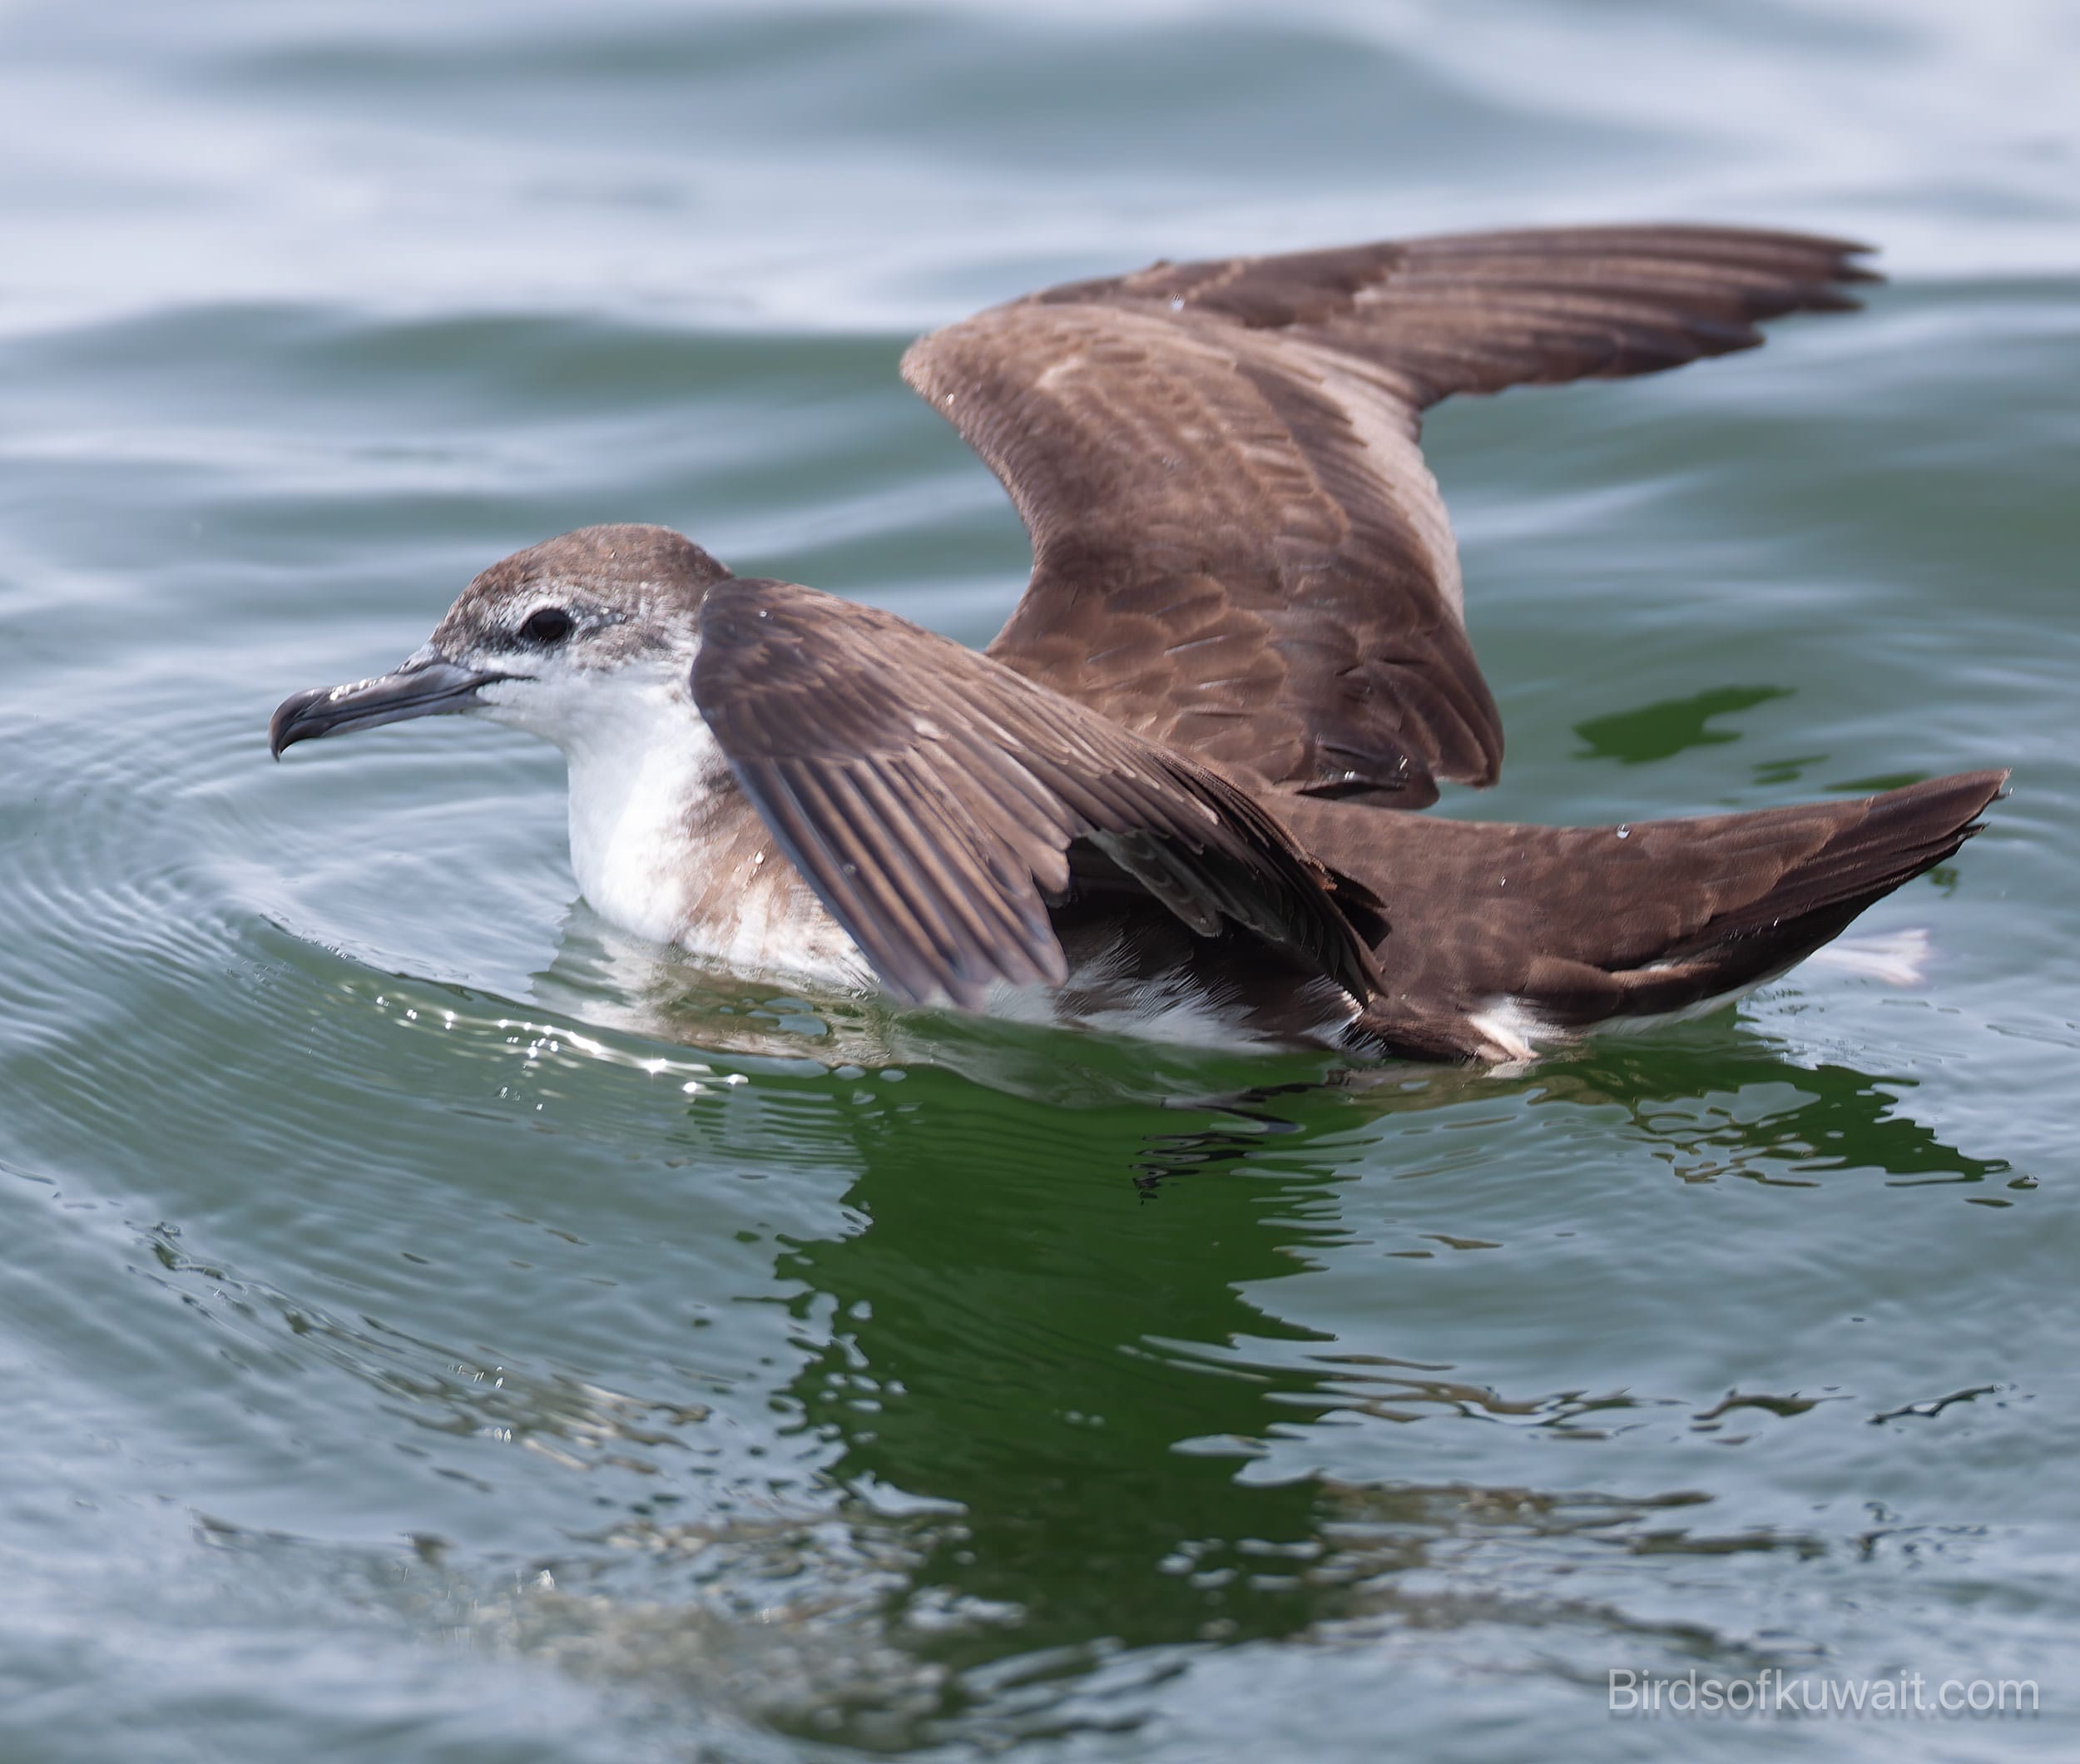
[1464,998,1554,1063]
[478,658,862,983]
[531,671,728,948]
[473,657,1939,1060]
[475,657,1363,1044]
[988,938,1359,1051]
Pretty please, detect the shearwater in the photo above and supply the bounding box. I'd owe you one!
[270,222,2005,1063]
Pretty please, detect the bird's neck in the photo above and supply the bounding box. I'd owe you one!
[548,676,854,984]
[553,678,736,947]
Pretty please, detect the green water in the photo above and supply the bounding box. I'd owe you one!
[2,3,2075,1759]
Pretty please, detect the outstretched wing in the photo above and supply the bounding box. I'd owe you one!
[902,224,1875,807]
[690,577,1383,1012]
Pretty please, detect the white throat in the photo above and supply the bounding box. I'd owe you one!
[474,658,865,988]
[481,662,725,946]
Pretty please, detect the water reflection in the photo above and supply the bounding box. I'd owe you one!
[530,907,1345,1107]
[1572,684,1793,765]
[478,914,2034,1736]
[1548,1042,2018,1195]
[30,900,1974,1742]
[531,907,2019,1199]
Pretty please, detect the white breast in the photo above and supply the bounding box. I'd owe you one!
[482,661,866,986]
[481,662,1354,1035]
[554,674,724,945]
[567,716,865,988]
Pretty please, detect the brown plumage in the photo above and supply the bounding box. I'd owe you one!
[691,578,1385,1012]
[904,223,1879,806]
[833,220,1992,1057]
[1275,777,2002,1061]
[271,222,2005,1063]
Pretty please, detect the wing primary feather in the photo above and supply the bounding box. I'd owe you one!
[903,221,1874,801]
[731,761,936,1004]
[782,758,1011,1003]
[788,761,965,972]
[692,577,1380,1012]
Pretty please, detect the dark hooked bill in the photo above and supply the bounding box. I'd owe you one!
[269,651,508,757]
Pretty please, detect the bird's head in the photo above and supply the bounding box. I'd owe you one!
[269,524,729,759]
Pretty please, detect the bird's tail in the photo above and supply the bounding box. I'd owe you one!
[1278,771,2008,1061]
[1557,769,2008,1023]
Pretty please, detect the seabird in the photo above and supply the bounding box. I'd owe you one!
[270,223,2005,1064]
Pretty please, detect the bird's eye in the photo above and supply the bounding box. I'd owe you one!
[521,607,574,645]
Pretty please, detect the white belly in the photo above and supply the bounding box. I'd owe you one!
[569,763,869,992]
[534,677,1354,1046]
[548,680,865,986]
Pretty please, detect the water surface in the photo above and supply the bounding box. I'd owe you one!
[2,2,2077,1759]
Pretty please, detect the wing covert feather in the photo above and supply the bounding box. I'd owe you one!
[690,578,1382,1011]
[902,222,1875,805]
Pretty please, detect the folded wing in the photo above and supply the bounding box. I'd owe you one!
[690,577,1383,1012]
[902,224,1875,806]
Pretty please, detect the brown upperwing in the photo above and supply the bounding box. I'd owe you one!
[1275,771,2005,1058]
[690,577,1384,1013]
[901,224,1876,807]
